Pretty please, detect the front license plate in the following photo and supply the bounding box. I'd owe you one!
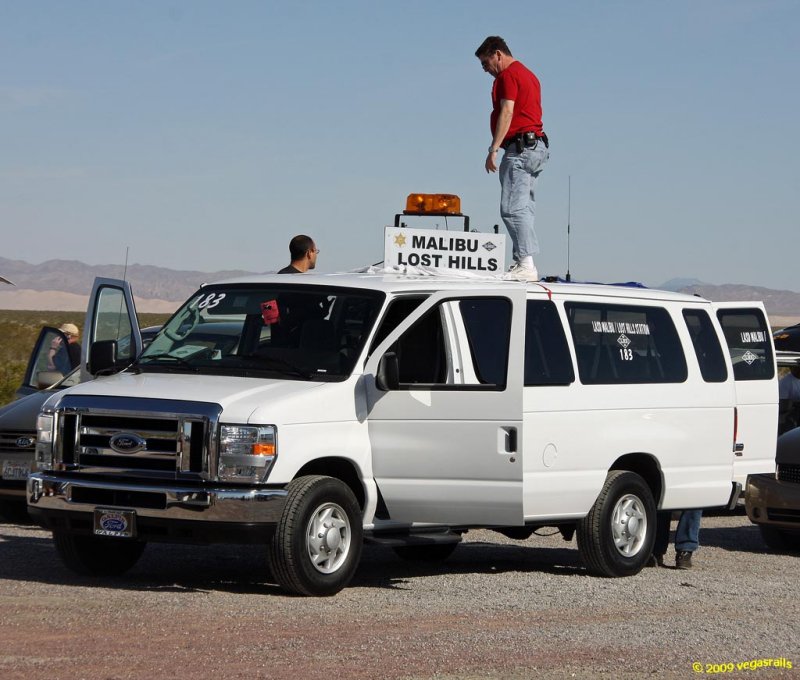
[1,461,29,481]
[93,508,136,538]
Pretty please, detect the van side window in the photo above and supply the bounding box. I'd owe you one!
[459,298,511,387]
[369,297,426,354]
[525,301,574,386]
[379,297,511,390]
[682,309,728,383]
[716,309,775,381]
[566,303,687,385]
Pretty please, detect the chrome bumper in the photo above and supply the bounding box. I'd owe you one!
[27,472,288,524]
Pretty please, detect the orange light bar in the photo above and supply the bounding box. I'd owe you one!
[252,443,276,456]
[404,193,462,216]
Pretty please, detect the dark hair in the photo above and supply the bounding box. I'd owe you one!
[289,234,315,261]
[475,36,512,59]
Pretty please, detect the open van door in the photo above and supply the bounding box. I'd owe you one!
[364,286,526,526]
[80,278,142,383]
[713,302,778,486]
[16,327,76,399]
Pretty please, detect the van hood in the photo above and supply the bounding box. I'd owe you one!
[55,371,352,424]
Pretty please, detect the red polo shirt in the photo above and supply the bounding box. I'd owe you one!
[491,60,543,140]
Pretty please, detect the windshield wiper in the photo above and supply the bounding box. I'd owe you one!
[135,353,199,371]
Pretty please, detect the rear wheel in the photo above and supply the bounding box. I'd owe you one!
[759,525,800,552]
[267,475,363,596]
[53,532,146,577]
[577,470,655,577]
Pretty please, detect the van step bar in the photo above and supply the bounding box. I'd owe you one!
[364,529,462,547]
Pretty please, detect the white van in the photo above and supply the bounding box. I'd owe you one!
[27,273,777,595]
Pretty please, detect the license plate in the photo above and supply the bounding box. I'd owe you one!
[93,508,136,538]
[1,461,29,481]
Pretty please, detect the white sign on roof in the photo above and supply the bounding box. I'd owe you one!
[384,227,506,273]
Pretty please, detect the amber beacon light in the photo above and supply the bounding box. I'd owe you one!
[404,193,462,216]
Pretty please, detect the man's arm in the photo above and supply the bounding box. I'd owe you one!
[485,98,515,173]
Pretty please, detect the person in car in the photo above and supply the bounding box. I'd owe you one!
[47,323,81,374]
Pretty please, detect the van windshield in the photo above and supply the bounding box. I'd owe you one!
[136,284,385,381]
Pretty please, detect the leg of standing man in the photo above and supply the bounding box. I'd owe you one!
[675,509,703,569]
[499,142,548,278]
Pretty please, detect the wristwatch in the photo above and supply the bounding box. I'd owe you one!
[488,146,498,153]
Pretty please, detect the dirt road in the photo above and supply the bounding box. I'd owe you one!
[1,512,797,679]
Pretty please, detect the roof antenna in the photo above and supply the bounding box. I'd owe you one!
[122,246,130,283]
[565,176,572,282]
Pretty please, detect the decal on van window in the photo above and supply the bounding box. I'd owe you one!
[742,351,758,365]
[591,321,651,336]
[740,331,766,343]
[198,293,227,310]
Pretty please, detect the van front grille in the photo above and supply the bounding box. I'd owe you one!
[777,464,800,485]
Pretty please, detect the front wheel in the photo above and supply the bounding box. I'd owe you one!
[53,532,146,577]
[576,470,655,577]
[267,475,363,596]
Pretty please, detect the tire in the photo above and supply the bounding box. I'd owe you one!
[577,470,655,577]
[759,525,800,552]
[267,475,363,596]
[53,532,146,577]
[393,542,458,563]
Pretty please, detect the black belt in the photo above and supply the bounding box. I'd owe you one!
[502,131,549,151]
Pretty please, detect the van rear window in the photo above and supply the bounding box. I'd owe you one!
[716,309,774,381]
[566,303,687,385]
[682,309,728,383]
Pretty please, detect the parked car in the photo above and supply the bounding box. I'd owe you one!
[746,350,800,549]
[774,324,800,353]
[0,278,160,520]
[746,425,800,551]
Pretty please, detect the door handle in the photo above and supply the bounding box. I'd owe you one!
[506,427,517,453]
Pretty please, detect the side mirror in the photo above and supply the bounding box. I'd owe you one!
[88,340,118,376]
[375,352,399,391]
[36,371,64,390]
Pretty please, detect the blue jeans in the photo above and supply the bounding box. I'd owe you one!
[654,509,703,555]
[499,141,549,261]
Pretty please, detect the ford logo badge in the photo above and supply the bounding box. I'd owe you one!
[100,513,128,533]
[109,433,147,454]
[16,437,33,448]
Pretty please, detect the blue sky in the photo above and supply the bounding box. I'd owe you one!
[1,0,798,290]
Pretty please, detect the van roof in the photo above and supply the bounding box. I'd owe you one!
[207,270,715,305]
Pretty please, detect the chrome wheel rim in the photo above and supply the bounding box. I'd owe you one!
[611,493,647,557]
[306,502,351,574]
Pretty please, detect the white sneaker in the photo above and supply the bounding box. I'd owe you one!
[503,261,539,282]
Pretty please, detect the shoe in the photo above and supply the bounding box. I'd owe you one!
[675,550,693,569]
[504,262,539,282]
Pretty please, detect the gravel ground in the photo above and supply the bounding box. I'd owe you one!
[0,511,797,680]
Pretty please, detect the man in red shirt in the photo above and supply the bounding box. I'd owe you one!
[476,36,549,282]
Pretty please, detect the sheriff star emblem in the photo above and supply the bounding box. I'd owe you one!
[393,234,407,247]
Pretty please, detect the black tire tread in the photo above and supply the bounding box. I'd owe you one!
[267,475,362,596]
[576,470,654,577]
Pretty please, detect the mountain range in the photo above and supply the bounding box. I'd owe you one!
[1,257,799,325]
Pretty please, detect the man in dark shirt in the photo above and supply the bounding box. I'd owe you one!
[278,235,319,273]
